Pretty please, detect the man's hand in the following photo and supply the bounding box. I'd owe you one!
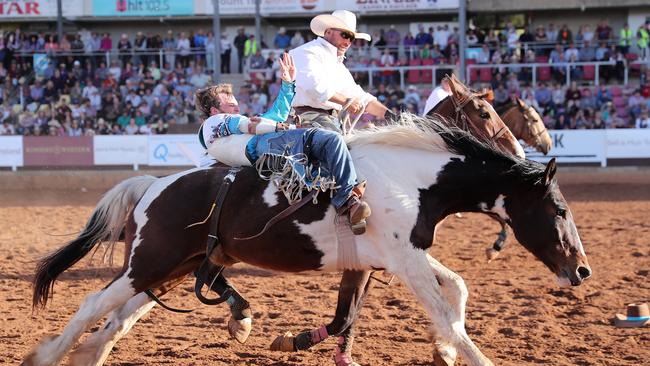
[344,99,364,114]
[278,53,296,83]
[248,116,261,134]
[275,122,290,131]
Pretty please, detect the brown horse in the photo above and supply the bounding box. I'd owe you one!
[24,115,590,366]
[498,97,552,155]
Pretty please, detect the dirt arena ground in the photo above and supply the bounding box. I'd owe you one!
[0,168,648,365]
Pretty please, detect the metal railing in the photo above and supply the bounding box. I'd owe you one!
[466,60,622,86]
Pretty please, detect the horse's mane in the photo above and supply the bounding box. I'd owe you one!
[346,112,547,185]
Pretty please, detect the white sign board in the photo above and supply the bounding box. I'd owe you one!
[346,0,459,12]
[202,0,325,15]
[148,135,204,166]
[0,136,23,167]
[0,0,84,17]
[527,130,606,166]
[605,129,650,159]
[94,136,148,165]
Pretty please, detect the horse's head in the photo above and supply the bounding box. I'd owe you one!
[429,75,525,159]
[509,98,552,155]
[506,158,591,287]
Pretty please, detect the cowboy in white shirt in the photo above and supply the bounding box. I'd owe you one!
[423,78,452,116]
[289,10,389,132]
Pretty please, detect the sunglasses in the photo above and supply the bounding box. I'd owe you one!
[336,29,355,41]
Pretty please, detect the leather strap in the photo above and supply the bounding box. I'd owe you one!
[234,190,318,241]
[294,106,336,115]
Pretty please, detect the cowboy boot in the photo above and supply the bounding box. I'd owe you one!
[338,181,371,235]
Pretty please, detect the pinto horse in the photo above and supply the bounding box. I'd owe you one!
[25,116,590,366]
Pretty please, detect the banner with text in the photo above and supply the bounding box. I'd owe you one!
[23,136,93,166]
[202,0,325,15]
[0,136,23,167]
[92,0,193,17]
[148,135,204,166]
[0,0,84,17]
[342,0,459,12]
[94,135,148,165]
[525,130,606,166]
[605,129,650,158]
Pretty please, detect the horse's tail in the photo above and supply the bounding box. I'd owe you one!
[32,175,157,309]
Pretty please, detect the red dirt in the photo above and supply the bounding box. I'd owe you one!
[0,169,648,365]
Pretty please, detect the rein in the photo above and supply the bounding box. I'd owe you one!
[447,94,508,143]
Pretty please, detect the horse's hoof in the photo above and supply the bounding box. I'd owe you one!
[335,352,361,366]
[270,331,295,352]
[433,351,455,366]
[228,317,252,344]
[485,248,500,262]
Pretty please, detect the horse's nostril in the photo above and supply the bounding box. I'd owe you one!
[577,266,591,279]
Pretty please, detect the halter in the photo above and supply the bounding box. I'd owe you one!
[521,105,548,149]
[447,93,508,143]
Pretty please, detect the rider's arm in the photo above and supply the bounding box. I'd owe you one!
[260,80,295,122]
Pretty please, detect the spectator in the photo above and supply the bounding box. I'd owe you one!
[274,27,291,49]
[628,90,644,118]
[558,24,572,44]
[595,19,613,41]
[153,119,168,134]
[291,31,305,49]
[385,25,400,59]
[124,117,139,135]
[579,40,596,61]
[219,33,232,74]
[564,42,579,61]
[249,49,265,70]
[477,44,490,64]
[176,32,191,67]
[100,33,112,52]
[0,118,15,135]
[234,27,248,73]
[416,24,433,48]
[595,42,609,61]
[547,23,558,43]
[619,23,633,55]
[635,110,650,128]
[637,23,649,60]
[189,65,210,88]
[117,34,132,67]
[535,82,552,109]
[582,25,594,42]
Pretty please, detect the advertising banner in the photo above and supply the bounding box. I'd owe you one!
[0,0,84,17]
[526,130,606,166]
[343,0,459,12]
[23,136,93,166]
[0,136,23,167]
[605,129,650,159]
[148,135,204,166]
[94,135,148,165]
[202,0,324,15]
[92,0,193,17]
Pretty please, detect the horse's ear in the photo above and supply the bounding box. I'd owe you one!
[446,74,459,97]
[516,98,526,109]
[543,158,557,186]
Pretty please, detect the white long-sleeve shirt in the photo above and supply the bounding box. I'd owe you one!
[289,38,376,111]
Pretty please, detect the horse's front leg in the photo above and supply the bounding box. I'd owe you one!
[208,273,253,343]
[394,251,493,366]
[270,270,373,366]
[485,215,508,262]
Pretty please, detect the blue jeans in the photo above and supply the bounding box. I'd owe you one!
[254,128,357,209]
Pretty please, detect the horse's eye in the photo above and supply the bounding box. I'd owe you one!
[556,209,566,218]
[479,111,490,119]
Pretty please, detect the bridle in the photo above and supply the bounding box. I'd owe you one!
[442,93,509,143]
[517,105,548,149]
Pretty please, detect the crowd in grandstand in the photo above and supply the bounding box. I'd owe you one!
[0,19,649,137]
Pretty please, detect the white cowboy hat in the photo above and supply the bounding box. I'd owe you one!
[310,10,371,42]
